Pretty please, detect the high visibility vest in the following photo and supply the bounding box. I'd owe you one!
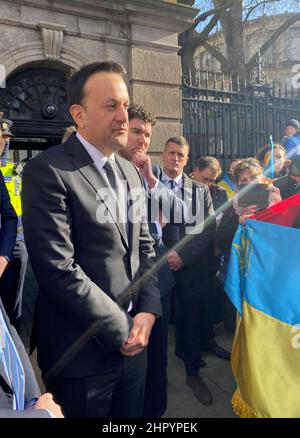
[0,162,23,239]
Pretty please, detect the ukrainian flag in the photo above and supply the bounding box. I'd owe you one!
[225,197,300,418]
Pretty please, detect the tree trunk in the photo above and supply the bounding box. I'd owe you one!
[213,0,247,85]
[179,28,200,83]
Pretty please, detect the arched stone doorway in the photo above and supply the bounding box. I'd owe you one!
[0,62,73,161]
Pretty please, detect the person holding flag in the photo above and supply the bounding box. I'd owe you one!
[216,158,281,255]
[257,142,286,179]
[225,192,300,417]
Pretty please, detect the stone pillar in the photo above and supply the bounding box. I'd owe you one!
[127,1,197,161]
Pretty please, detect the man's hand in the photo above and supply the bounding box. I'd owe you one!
[120,312,156,357]
[266,185,282,207]
[33,393,64,418]
[0,256,8,278]
[167,251,184,271]
[131,153,157,189]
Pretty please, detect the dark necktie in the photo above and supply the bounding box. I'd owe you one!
[169,180,175,190]
[104,159,129,238]
[104,159,118,190]
[162,179,181,247]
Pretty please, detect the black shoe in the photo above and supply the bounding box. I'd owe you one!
[175,351,207,368]
[205,342,231,361]
[186,375,213,406]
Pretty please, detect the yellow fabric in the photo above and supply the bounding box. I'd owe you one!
[0,162,22,216]
[264,150,271,166]
[231,301,300,418]
[218,180,235,199]
[232,388,257,418]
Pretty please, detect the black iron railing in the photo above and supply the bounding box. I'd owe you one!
[182,75,300,171]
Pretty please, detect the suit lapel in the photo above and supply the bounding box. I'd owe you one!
[115,155,135,251]
[182,173,194,209]
[64,135,129,248]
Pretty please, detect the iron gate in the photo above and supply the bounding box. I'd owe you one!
[182,76,300,171]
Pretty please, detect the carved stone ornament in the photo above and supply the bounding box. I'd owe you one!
[38,21,66,61]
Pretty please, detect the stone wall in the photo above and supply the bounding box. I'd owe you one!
[0,0,198,157]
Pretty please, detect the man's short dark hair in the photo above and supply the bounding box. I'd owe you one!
[128,104,156,126]
[195,156,222,178]
[164,136,190,152]
[67,61,126,107]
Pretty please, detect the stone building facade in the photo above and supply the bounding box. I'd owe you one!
[0,0,197,159]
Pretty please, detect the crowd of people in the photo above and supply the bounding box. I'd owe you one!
[0,61,299,418]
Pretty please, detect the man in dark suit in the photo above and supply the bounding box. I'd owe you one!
[156,137,228,406]
[119,103,175,417]
[22,62,161,418]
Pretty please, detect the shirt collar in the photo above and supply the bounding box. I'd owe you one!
[162,171,183,188]
[76,132,115,169]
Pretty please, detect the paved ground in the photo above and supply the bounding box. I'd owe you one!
[164,324,236,418]
[20,265,237,418]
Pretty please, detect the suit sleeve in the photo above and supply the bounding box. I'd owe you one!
[22,158,133,353]
[0,302,49,418]
[133,169,162,316]
[0,173,17,260]
[176,184,216,267]
[135,220,162,316]
[0,409,51,418]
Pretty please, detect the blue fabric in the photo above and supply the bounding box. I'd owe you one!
[225,219,300,325]
[284,133,300,160]
[222,174,236,192]
[0,307,25,410]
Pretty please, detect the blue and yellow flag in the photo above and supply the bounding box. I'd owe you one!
[225,213,300,418]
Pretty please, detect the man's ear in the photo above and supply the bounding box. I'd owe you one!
[70,104,86,129]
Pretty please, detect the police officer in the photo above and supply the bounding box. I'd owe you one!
[0,114,28,333]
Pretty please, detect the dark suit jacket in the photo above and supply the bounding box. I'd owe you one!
[0,172,17,260]
[22,134,161,381]
[154,167,216,289]
[148,223,174,299]
[0,299,50,418]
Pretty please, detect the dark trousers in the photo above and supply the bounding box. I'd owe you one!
[174,274,215,376]
[143,292,170,418]
[46,349,147,418]
[0,240,28,333]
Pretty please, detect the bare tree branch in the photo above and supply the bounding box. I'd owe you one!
[246,12,300,73]
[243,0,282,23]
[203,41,228,66]
[193,0,234,29]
